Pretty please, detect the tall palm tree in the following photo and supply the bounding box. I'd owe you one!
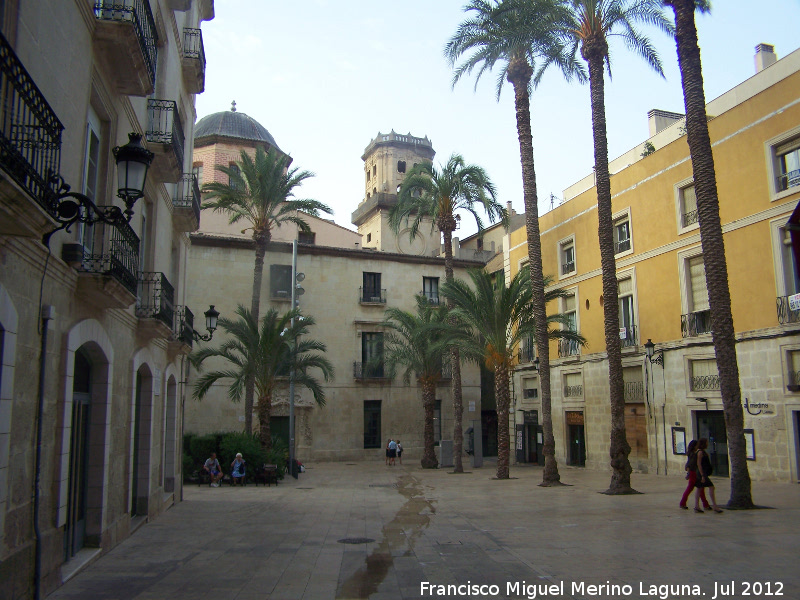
[564,0,671,494]
[202,147,332,435]
[191,305,334,452]
[382,296,456,469]
[389,153,506,473]
[445,0,584,485]
[662,0,753,508]
[442,269,585,479]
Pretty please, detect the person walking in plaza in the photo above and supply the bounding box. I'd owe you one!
[680,440,709,510]
[396,439,403,465]
[388,438,398,466]
[203,452,223,487]
[694,438,723,513]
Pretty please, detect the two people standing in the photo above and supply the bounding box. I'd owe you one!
[384,438,403,466]
[680,438,723,513]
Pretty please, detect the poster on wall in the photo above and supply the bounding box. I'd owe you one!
[672,427,686,455]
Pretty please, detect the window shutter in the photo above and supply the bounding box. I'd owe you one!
[564,294,576,312]
[688,256,709,312]
[682,185,697,215]
[776,137,800,156]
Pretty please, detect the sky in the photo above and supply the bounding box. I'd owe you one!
[195,0,800,237]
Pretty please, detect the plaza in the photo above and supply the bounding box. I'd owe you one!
[47,461,800,600]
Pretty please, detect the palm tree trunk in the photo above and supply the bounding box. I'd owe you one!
[421,381,439,469]
[245,238,268,436]
[583,47,635,495]
[507,57,561,486]
[442,225,465,473]
[494,362,510,479]
[257,393,273,454]
[667,0,752,508]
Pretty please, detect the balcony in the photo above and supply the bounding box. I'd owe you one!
[619,324,638,348]
[776,295,800,325]
[72,219,139,309]
[437,357,452,383]
[181,28,206,94]
[146,99,184,183]
[169,305,194,352]
[353,362,387,380]
[359,287,386,305]
[561,261,575,275]
[777,169,800,193]
[681,309,712,337]
[0,32,63,238]
[419,291,440,304]
[518,344,535,364]
[173,173,201,231]
[523,388,538,399]
[199,0,214,21]
[690,374,720,392]
[614,238,631,254]
[682,209,699,228]
[136,272,174,339]
[93,0,158,96]
[558,338,580,358]
[624,380,644,403]
[563,384,583,398]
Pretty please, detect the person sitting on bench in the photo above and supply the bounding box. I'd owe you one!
[230,453,246,485]
[203,452,223,487]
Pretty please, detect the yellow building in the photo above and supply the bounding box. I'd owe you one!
[506,44,800,482]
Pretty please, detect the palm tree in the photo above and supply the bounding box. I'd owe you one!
[445,0,584,486]
[191,305,334,452]
[202,147,332,435]
[389,153,506,473]
[563,0,671,494]
[382,296,456,469]
[662,0,753,508]
[442,269,585,479]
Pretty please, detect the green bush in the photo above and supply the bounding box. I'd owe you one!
[188,433,219,466]
[219,432,267,470]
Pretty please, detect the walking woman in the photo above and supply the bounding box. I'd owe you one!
[694,438,724,513]
[680,440,710,510]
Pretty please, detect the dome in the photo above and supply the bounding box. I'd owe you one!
[194,101,282,151]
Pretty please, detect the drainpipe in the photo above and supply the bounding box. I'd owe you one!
[34,305,54,600]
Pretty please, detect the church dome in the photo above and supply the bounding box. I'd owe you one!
[194,101,282,151]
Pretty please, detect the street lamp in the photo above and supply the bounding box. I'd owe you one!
[644,338,664,367]
[43,132,154,247]
[192,305,220,342]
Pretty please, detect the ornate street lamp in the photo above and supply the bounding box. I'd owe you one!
[192,305,220,342]
[644,338,664,367]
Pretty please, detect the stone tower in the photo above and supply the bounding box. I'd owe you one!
[351,130,439,255]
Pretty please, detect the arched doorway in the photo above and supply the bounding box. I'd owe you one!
[132,365,153,516]
[163,375,177,493]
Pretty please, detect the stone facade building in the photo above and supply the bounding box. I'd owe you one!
[0,1,212,597]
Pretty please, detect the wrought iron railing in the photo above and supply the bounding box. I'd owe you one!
[790,371,800,387]
[614,238,631,254]
[620,324,638,348]
[136,272,174,328]
[776,295,800,324]
[564,385,583,397]
[78,218,139,296]
[682,209,699,228]
[691,374,721,391]
[438,356,452,380]
[359,287,386,304]
[419,291,440,304]
[173,305,194,346]
[182,28,206,71]
[518,344,535,363]
[777,169,800,192]
[0,32,63,215]
[523,388,538,399]
[681,309,712,337]
[561,260,575,275]
[558,338,580,357]
[174,173,201,222]
[146,99,184,169]
[94,0,158,87]
[353,362,385,379]
[624,380,644,403]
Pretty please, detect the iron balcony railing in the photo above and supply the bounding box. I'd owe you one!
[438,357,452,380]
[174,173,201,222]
[561,260,575,275]
[518,344,535,363]
[136,272,174,329]
[353,361,385,379]
[682,209,699,228]
[777,169,800,192]
[614,238,631,254]
[94,0,158,87]
[776,295,800,325]
[173,305,194,346]
[146,99,185,169]
[78,218,139,296]
[624,380,644,403]
[0,32,63,215]
[419,291,440,304]
[182,28,206,71]
[691,374,721,391]
[523,388,538,399]
[359,287,386,304]
[620,324,638,348]
[564,385,583,397]
[558,338,580,358]
[681,309,712,337]
[790,371,800,388]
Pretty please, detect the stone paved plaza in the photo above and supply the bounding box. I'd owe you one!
[48,461,800,600]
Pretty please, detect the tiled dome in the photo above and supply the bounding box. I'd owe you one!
[194,102,281,151]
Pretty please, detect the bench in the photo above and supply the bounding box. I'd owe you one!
[253,464,279,486]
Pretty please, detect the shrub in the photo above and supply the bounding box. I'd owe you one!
[219,432,267,469]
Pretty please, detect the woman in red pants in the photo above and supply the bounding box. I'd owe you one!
[680,439,710,510]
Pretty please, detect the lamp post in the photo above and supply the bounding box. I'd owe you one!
[288,239,305,479]
[644,338,668,474]
[191,305,220,342]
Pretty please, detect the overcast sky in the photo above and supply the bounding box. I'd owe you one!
[195,0,800,237]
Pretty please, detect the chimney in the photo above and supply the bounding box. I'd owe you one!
[648,109,684,136]
[506,201,513,215]
[755,43,777,73]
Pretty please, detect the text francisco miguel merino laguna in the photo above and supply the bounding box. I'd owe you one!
[420,580,785,599]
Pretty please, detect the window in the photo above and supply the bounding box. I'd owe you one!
[522,377,538,399]
[613,215,631,254]
[192,163,203,186]
[373,165,376,177]
[559,237,576,277]
[775,137,800,192]
[772,220,800,324]
[270,264,292,299]
[690,359,720,391]
[679,183,698,229]
[787,350,800,389]
[423,277,439,303]
[298,231,315,245]
[366,233,372,243]
[363,400,381,448]
[366,168,370,182]
[623,366,644,403]
[362,332,384,378]
[477,238,483,250]
[618,277,636,347]
[563,372,582,397]
[433,400,442,445]
[229,163,240,189]
[362,272,383,303]
[519,335,535,363]
[683,255,711,336]
[559,292,580,356]
[397,160,406,173]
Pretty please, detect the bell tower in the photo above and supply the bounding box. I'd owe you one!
[351,131,439,255]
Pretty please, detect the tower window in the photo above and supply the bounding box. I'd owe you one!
[373,165,376,177]
[397,160,406,173]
